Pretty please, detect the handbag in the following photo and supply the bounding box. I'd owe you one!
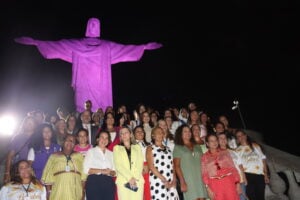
[124,182,138,192]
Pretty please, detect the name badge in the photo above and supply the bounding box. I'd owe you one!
[65,165,70,172]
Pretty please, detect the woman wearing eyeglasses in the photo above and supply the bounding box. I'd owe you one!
[201,133,241,200]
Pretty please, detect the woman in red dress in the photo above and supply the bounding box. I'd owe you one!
[133,125,151,200]
[201,133,241,200]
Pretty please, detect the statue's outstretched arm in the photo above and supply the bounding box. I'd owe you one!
[14,37,37,46]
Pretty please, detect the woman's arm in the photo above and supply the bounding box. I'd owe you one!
[262,159,270,184]
[238,164,247,185]
[0,185,8,200]
[27,147,35,166]
[3,150,15,184]
[45,185,52,200]
[173,158,187,192]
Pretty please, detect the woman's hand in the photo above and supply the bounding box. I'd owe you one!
[180,181,188,192]
[236,183,242,195]
[206,185,215,200]
[264,174,270,184]
[108,169,116,177]
[163,178,176,189]
[129,177,137,187]
[3,173,10,184]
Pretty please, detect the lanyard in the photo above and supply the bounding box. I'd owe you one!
[137,140,145,147]
[22,182,31,197]
[163,139,168,146]
[64,153,72,166]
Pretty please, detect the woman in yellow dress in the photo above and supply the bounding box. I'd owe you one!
[41,134,86,200]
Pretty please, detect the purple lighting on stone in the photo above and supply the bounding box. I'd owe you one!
[14,17,162,112]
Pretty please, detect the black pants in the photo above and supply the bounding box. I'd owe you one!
[86,174,115,200]
[245,173,265,200]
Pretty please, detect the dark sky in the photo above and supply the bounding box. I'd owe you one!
[0,1,299,155]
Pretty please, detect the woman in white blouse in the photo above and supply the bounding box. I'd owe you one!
[236,129,269,200]
[83,130,116,200]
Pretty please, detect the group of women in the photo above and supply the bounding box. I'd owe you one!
[0,108,269,200]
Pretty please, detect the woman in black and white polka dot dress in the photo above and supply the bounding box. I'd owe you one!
[146,127,179,200]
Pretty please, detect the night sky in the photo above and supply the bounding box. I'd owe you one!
[0,1,299,155]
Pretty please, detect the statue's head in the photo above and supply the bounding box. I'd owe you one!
[85,18,100,38]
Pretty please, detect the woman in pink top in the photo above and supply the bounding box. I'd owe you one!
[201,133,241,200]
[74,128,92,157]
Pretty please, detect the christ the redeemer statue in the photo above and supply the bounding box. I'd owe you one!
[15,17,162,112]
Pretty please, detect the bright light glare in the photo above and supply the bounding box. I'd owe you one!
[0,115,17,136]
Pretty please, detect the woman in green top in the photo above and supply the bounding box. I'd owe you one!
[173,124,208,200]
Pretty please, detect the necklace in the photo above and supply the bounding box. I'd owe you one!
[21,181,31,197]
[64,152,73,172]
[185,143,195,157]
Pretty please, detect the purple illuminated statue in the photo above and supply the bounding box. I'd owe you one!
[15,18,162,112]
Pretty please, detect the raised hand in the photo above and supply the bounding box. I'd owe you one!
[144,42,163,50]
[14,37,37,45]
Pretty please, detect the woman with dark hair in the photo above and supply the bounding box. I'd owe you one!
[133,125,151,200]
[41,134,86,200]
[27,123,61,180]
[190,124,206,148]
[115,113,131,129]
[74,128,92,157]
[236,129,269,200]
[218,115,237,135]
[3,116,38,184]
[99,112,121,151]
[149,110,159,127]
[65,113,78,134]
[173,124,207,200]
[0,159,46,199]
[130,103,147,129]
[163,108,182,136]
[140,111,154,143]
[84,130,116,200]
[214,122,237,150]
[217,132,247,200]
[201,133,241,200]
[199,112,214,138]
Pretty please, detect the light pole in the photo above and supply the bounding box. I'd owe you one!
[232,100,247,129]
